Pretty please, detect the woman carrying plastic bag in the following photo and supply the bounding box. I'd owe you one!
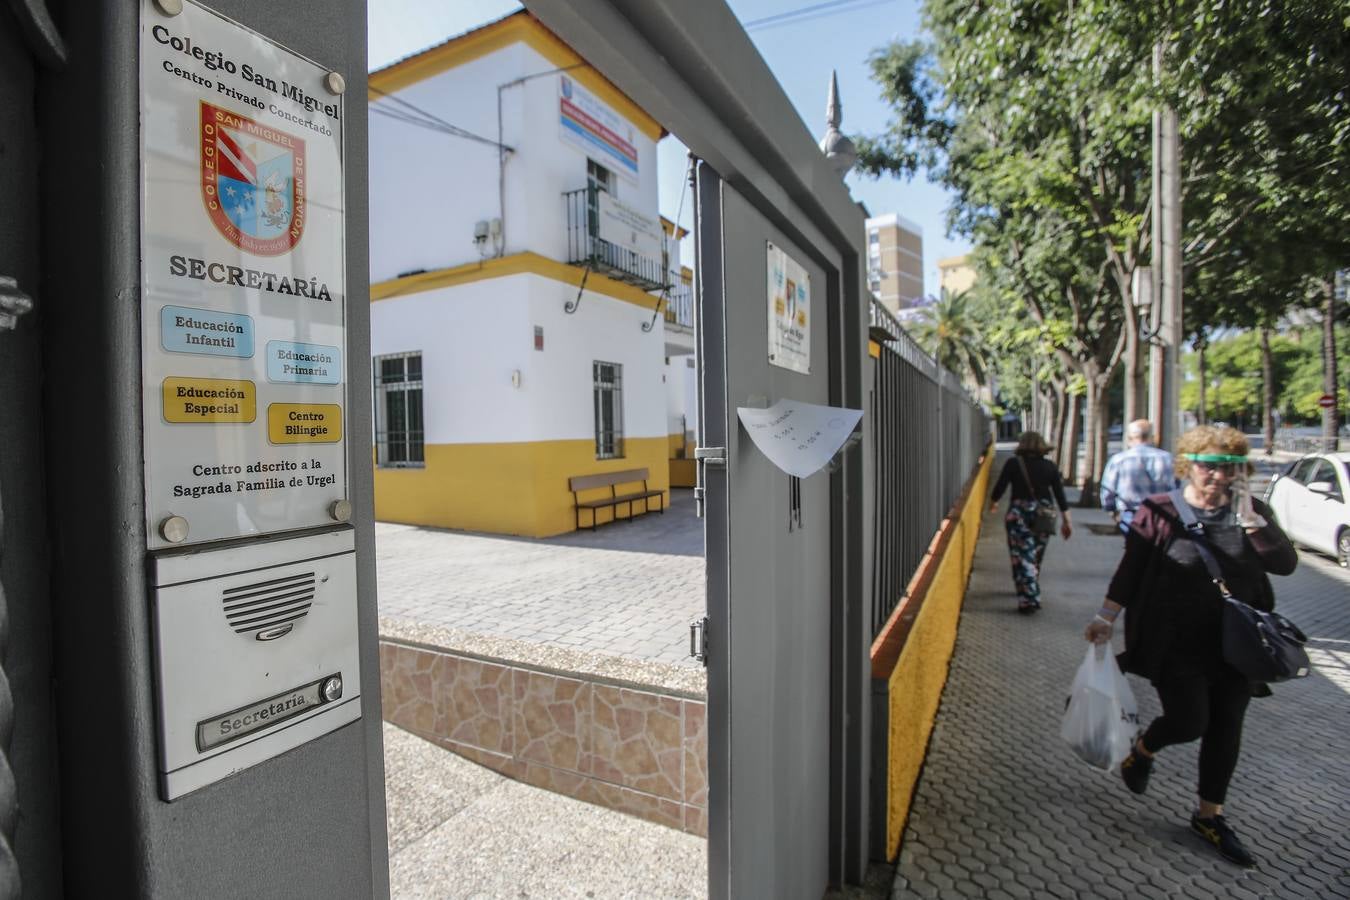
[1082,425,1298,868]
[1060,642,1140,771]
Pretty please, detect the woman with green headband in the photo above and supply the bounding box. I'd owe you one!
[1084,424,1297,868]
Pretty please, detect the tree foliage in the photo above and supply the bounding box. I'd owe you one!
[858,0,1350,471]
[908,289,988,386]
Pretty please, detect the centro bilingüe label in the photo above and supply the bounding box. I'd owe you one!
[268,403,341,444]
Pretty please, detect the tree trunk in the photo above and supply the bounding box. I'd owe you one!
[1059,392,1081,486]
[1322,276,1341,450]
[1122,311,1143,425]
[1261,325,1275,456]
[1195,333,1208,425]
[1078,375,1110,507]
[1050,383,1067,467]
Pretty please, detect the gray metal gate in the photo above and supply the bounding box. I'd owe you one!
[696,164,837,900]
[525,3,873,893]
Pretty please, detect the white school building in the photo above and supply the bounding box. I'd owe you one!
[367,11,696,537]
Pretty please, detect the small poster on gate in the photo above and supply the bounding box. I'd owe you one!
[736,399,862,478]
[767,242,810,374]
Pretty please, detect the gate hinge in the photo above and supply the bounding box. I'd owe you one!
[689,616,709,666]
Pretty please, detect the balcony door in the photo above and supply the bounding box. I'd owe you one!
[585,159,613,256]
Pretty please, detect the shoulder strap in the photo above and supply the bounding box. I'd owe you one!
[1168,488,1199,528]
[1168,489,1233,599]
[1015,456,1044,501]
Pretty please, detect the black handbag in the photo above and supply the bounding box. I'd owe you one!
[1016,457,1059,536]
[1169,490,1310,684]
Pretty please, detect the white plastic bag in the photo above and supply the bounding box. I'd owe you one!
[1060,643,1140,771]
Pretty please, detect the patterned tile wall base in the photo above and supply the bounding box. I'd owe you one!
[380,640,708,837]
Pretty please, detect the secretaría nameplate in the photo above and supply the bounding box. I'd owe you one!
[736,399,863,478]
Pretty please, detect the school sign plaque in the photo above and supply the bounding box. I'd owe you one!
[139,0,347,548]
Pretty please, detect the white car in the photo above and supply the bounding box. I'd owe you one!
[1265,451,1350,567]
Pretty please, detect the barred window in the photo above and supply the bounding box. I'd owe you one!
[374,352,424,467]
[593,360,624,460]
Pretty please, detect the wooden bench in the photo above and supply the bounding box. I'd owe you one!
[569,468,665,531]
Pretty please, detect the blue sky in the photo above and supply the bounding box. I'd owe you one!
[368,0,970,296]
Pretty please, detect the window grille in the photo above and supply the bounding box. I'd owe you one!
[593,360,624,459]
[374,351,424,467]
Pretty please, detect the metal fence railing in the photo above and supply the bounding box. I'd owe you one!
[869,298,991,638]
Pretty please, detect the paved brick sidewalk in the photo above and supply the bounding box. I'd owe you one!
[894,481,1350,899]
[376,489,705,667]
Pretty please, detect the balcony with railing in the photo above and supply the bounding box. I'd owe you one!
[564,187,669,293]
[663,282,694,331]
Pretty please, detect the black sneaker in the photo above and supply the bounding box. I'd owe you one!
[1191,813,1257,868]
[1119,745,1152,794]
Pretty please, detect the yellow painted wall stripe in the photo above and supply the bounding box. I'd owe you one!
[370,251,665,313]
[368,12,665,142]
[373,436,670,538]
[885,449,993,860]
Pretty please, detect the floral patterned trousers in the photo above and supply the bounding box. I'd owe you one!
[1005,500,1050,606]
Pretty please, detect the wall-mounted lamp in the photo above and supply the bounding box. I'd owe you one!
[511,369,521,389]
[1132,265,1160,342]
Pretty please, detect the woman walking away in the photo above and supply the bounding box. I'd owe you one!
[989,432,1073,613]
[1085,425,1297,868]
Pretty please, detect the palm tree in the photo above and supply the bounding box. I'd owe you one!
[910,289,987,387]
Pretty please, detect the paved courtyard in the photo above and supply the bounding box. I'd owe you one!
[894,479,1350,899]
[376,488,706,667]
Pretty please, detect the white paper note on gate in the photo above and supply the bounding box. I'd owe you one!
[736,399,863,478]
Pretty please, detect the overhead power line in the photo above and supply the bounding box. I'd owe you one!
[369,84,507,150]
[743,0,898,32]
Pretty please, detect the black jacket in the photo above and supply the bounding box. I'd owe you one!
[1107,494,1297,689]
[990,454,1070,511]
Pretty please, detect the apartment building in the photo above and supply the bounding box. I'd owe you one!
[865,212,924,313]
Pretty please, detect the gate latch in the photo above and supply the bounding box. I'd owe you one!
[693,446,726,467]
[693,446,725,519]
[688,616,709,666]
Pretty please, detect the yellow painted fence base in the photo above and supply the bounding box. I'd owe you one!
[879,449,994,860]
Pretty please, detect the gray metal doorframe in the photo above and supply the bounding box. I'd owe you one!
[694,161,732,900]
[29,2,389,895]
[526,1,872,891]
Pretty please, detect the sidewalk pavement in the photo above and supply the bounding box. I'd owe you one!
[385,722,706,899]
[893,481,1350,899]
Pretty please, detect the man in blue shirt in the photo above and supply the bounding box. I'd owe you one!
[1100,419,1179,533]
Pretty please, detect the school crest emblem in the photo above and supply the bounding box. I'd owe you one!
[200,101,306,256]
